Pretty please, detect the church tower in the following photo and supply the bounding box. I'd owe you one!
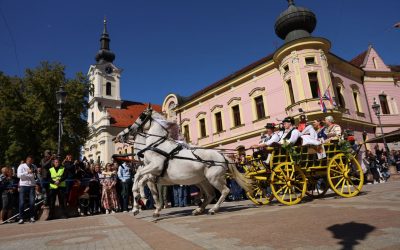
[84,19,123,164]
[88,18,122,126]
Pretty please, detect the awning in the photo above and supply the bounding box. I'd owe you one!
[365,129,400,143]
[111,153,138,163]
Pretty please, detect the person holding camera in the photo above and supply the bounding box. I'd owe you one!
[17,156,38,224]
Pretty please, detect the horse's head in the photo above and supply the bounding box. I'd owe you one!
[129,107,154,137]
[114,106,153,143]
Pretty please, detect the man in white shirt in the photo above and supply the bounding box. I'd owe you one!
[17,156,37,224]
[279,117,301,145]
[252,123,279,148]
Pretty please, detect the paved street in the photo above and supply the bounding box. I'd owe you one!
[1,179,400,250]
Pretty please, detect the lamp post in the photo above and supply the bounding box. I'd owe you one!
[56,85,67,159]
[371,97,390,153]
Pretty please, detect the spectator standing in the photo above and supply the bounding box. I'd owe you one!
[49,159,68,219]
[17,156,37,224]
[364,150,380,184]
[101,163,119,214]
[173,185,187,207]
[394,151,400,172]
[157,184,169,209]
[89,164,102,214]
[63,154,75,203]
[1,167,17,223]
[117,161,132,212]
[39,150,52,206]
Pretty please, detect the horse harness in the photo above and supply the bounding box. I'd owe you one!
[132,110,231,178]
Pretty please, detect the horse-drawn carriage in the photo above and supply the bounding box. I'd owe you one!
[238,143,364,206]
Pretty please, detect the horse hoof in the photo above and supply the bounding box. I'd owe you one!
[153,213,160,218]
[192,209,203,216]
[208,210,215,215]
[132,210,139,216]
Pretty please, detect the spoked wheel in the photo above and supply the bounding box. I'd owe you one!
[246,179,274,205]
[327,153,364,198]
[270,162,307,205]
[306,176,329,198]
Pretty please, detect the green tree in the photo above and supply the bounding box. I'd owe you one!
[0,62,89,166]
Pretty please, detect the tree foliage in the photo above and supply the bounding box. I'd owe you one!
[0,62,89,166]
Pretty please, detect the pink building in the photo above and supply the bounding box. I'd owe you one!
[162,1,400,151]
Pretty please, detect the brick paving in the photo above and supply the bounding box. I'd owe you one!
[1,178,400,250]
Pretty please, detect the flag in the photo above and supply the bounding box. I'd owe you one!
[323,89,337,106]
[318,87,327,113]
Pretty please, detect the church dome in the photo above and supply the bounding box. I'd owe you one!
[274,0,317,43]
[95,19,116,64]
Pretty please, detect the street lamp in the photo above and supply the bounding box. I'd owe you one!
[56,85,67,159]
[371,97,390,153]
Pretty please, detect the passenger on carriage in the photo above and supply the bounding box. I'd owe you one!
[324,116,342,143]
[279,116,301,145]
[313,119,328,141]
[251,123,280,148]
[297,115,321,146]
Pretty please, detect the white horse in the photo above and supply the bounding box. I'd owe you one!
[118,108,252,217]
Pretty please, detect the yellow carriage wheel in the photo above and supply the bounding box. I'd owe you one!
[305,177,329,198]
[270,162,306,205]
[327,153,364,198]
[246,179,274,205]
[242,160,273,205]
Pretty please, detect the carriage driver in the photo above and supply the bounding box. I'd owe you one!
[252,123,280,148]
[279,116,301,145]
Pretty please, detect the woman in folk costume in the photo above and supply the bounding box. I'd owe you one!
[298,115,320,146]
[101,163,119,214]
[313,119,328,141]
[325,116,342,142]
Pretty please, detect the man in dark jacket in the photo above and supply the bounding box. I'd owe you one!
[39,150,52,206]
[63,154,75,204]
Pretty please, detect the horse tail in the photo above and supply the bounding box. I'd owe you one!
[224,155,254,193]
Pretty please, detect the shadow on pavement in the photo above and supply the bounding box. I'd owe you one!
[327,221,376,250]
[148,204,254,222]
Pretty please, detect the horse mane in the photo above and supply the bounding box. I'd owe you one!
[151,111,181,140]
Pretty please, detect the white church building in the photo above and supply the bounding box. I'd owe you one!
[82,20,161,164]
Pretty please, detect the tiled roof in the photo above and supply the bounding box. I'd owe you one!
[349,49,368,67]
[177,53,274,107]
[389,65,400,82]
[107,101,162,128]
[389,65,400,72]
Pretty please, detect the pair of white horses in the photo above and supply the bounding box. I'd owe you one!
[116,108,253,217]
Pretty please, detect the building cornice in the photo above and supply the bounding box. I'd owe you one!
[174,61,276,112]
[273,37,331,64]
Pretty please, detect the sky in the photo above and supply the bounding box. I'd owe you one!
[0,0,399,105]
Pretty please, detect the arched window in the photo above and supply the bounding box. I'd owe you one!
[91,112,94,123]
[106,82,112,96]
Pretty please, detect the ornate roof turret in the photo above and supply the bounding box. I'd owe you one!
[274,0,317,43]
[95,18,115,64]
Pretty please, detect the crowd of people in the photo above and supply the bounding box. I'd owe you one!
[0,152,213,224]
[1,115,399,224]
